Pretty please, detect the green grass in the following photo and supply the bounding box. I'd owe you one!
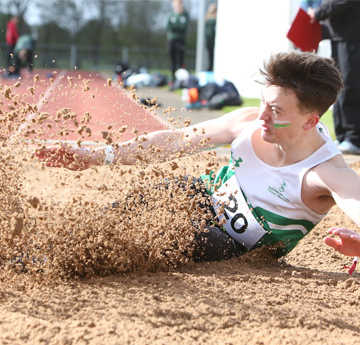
[222,98,335,140]
[319,109,335,140]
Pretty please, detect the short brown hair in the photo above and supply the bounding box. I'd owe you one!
[259,52,343,116]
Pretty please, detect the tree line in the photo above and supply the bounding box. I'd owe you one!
[0,0,203,69]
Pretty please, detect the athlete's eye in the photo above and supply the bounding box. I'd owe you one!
[271,107,280,115]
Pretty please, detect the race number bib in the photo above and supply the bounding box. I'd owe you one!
[211,175,266,249]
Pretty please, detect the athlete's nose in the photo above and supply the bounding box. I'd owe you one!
[258,105,271,121]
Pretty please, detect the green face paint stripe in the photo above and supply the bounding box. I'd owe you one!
[274,123,291,128]
[274,120,291,128]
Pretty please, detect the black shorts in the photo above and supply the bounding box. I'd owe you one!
[179,176,248,262]
[112,175,247,262]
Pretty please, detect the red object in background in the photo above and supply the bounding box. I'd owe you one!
[188,88,199,103]
[6,20,19,45]
[287,8,322,52]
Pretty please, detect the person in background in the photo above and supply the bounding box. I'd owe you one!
[12,35,35,77]
[205,3,217,71]
[308,1,360,155]
[5,15,19,72]
[300,0,321,11]
[166,0,189,85]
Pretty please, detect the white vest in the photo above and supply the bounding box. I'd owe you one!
[209,120,341,253]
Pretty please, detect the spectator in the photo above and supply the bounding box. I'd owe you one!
[300,0,321,11]
[205,3,217,71]
[5,35,35,78]
[5,15,19,71]
[166,0,189,85]
[308,1,360,155]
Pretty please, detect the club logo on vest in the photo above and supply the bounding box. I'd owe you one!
[279,181,286,193]
[268,180,289,203]
[231,151,243,168]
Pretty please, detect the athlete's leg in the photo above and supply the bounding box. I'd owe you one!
[110,176,247,262]
[191,225,247,262]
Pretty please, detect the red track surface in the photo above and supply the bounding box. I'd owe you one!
[1,68,168,146]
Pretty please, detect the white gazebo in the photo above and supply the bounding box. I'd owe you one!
[210,0,331,98]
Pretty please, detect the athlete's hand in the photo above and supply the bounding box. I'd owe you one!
[324,227,360,257]
[35,144,95,171]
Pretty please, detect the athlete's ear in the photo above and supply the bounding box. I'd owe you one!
[302,113,319,130]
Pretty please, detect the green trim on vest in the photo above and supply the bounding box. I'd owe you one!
[252,205,316,256]
[200,155,318,257]
[254,228,309,257]
[200,157,235,195]
[254,206,316,232]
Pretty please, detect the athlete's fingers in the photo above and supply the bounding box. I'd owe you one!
[36,145,88,170]
[34,149,51,159]
[337,232,356,240]
[68,165,83,171]
[35,148,65,160]
[327,227,342,234]
[331,228,358,239]
[327,227,354,236]
[46,161,64,167]
[323,237,341,251]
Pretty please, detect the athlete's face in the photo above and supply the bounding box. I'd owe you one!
[258,86,308,143]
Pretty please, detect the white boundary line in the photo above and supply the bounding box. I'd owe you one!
[15,70,174,149]
[99,72,172,129]
[10,69,67,140]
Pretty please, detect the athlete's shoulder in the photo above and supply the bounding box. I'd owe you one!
[308,153,355,193]
[315,153,349,170]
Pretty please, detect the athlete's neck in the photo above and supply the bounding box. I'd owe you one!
[254,128,325,167]
[273,129,325,166]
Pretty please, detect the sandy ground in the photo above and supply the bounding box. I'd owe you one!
[1,78,360,345]
[0,151,360,345]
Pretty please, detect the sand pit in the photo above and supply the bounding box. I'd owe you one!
[1,153,360,345]
[0,74,360,345]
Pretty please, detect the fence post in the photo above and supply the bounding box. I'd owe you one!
[122,47,129,64]
[70,44,77,69]
[195,0,206,74]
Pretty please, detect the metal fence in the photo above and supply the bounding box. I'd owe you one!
[28,44,196,73]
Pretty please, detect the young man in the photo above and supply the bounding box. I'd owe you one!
[36,52,360,261]
[12,35,35,77]
[166,0,189,85]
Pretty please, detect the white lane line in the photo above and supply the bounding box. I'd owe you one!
[11,69,67,140]
[99,72,172,129]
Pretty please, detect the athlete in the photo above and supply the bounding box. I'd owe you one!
[36,52,360,261]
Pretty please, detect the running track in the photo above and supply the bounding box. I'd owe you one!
[1,68,168,147]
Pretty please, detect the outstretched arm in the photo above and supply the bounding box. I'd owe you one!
[328,165,360,230]
[35,107,259,170]
[316,157,360,256]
